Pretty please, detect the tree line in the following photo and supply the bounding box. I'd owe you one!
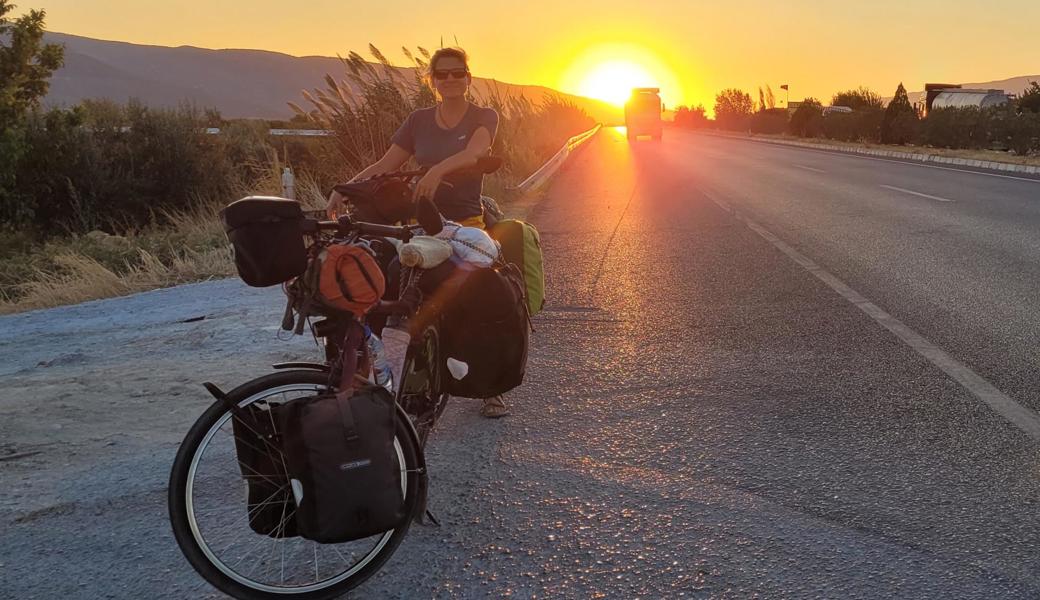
[673,81,1040,155]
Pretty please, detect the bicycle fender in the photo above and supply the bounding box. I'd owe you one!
[271,361,330,372]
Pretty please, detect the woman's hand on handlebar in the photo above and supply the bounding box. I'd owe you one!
[326,189,347,220]
[413,167,445,202]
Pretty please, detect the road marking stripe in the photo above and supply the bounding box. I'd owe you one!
[707,191,1040,442]
[733,137,1040,184]
[880,184,955,203]
[793,164,826,173]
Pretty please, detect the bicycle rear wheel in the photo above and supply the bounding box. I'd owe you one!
[168,370,422,600]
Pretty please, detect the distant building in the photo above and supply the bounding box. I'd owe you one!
[822,106,853,116]
[924,83,1010,114]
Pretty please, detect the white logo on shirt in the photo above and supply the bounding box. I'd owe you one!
[457,135,467,140]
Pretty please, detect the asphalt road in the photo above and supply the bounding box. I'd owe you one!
[3,127,1040,598]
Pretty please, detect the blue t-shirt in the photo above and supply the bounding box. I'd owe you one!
[391,104,499,221]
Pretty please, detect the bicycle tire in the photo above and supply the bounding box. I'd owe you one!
[168,369,423,600]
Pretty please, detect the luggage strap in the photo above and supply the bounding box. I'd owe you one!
[333,319,364,444]
[445,226,498,261]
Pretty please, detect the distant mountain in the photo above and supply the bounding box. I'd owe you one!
[42,32,619,123]
[905,75,1039,106]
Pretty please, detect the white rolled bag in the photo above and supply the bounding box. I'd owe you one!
[397,235,452,268]
[436,223,500,267]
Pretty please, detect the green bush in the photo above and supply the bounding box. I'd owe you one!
[5,101,243,235]
[822,109,883,142]
[921,107,988,149]
[788,99,823,137]
[750,108,789,134]
[673,105,709,129]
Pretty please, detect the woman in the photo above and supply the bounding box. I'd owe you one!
[327,47,509,418]
[327,46,498,228]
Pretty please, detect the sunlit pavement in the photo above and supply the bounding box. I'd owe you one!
[371,127,1040,598]
[3,126,1040,598]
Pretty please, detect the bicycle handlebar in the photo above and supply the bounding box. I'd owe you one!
[305,216,418,241]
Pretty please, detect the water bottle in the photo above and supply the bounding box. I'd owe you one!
[364,326,393,390]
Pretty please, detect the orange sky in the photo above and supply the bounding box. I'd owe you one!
[16,0,1040,110]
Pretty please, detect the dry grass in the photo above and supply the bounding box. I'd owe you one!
[1,247,233,315]
[0,202,236,315]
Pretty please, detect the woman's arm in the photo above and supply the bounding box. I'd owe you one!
[351,144,412,181]
[413,126,493,201]
[326,144,412,218]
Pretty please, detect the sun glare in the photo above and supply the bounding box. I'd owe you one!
[560,43,683,109]
[578,61,656,106]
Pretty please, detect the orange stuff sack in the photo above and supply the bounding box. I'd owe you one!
[317,244,386,317]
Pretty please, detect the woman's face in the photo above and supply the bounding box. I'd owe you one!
[431,56,470,100]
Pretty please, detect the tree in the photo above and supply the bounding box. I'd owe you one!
[1019,81,1040,114]
[674,104,709,129]
[881,82,919,144]
[788,98,822,137]
[765,85,776,110]
[714,88,754,131]
[830,87,884,111]
[1,1,65,227]
[1,1,64,123]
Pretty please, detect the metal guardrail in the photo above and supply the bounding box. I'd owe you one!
[202,128,334,137]
[513,124,603,192]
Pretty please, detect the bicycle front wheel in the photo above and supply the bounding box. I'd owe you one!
[168,369,422,600]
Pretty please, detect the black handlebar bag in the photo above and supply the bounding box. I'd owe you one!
[277,385,407,543]
[221,196,308,287]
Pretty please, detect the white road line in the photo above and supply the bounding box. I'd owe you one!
[706,191,1040,442]
[793,164,826,173]
[880,184,955,203]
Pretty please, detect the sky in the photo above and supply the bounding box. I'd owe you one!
[16,0,1040,110]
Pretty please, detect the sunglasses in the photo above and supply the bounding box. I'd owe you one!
[432,69,469,81]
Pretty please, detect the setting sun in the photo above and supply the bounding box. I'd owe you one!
[577,61,656,106]
[558,42,683,109]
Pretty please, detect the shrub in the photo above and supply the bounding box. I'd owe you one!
[921,107,987,149]
[788,98,823,137]
[831,87,884,111]
[6,101,242,235]
[750,108,789,134]
[673,105,709,129]
[822,109,883,142]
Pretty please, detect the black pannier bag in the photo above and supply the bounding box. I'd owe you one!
[277,386,408,543]
[231,403,299,538]
[439,263,530,399]
[221,196,307,287]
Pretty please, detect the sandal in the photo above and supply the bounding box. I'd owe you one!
[480,395,510,418]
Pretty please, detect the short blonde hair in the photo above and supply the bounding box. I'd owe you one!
[428,47,469,77]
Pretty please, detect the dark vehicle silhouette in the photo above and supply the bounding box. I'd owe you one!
[625,87,662,141]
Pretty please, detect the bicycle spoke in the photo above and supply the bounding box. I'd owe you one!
[208,484,290,549]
